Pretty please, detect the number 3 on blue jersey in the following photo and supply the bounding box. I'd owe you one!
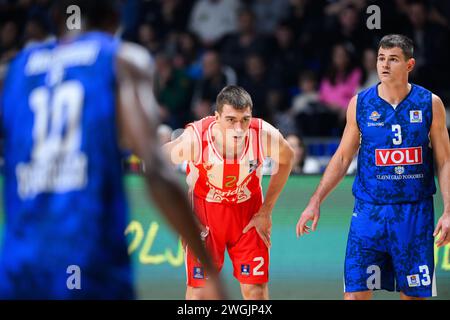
[392,124,402,145]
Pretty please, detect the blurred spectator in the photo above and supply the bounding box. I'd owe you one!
[220,8,271,77]
[154,53,193,129]
[286,0,326,69]
[271,21,301,89]
[404,0,450,92]
[188,0,240,48]
[319,43,362,125]
[192,50,236,107]
[173,31,204,80]
[359,47,379,91]
[324,0,366,16]
[137,22,161,55]
[250,0,290,35]
[325,3,370,57]
[239,53,282,123]
[192,98,214,120]
[160,0,195,33]
[0,21,19,64]
[287,70,337,137]
[286,134,321,174]
[23,15,54,48]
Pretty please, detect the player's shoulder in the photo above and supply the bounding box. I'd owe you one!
[116,41,154,73]
[257,118,281,137]
[356,83,378,102]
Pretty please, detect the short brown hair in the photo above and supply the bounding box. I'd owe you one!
[378,34,414,60]
[216,85,253,113]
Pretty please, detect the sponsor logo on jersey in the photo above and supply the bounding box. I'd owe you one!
[375,147,422,166]
[407,274,421,287]
[369,111,381,121]
[193,266,204,279]
[249,159,258,173]
[410,110,422,123]
[241,264,250,276]
[394,166,405,174]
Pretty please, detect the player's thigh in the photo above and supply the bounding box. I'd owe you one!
[345,200,395,292]
[389,199,435,298]
[228,227,269,285]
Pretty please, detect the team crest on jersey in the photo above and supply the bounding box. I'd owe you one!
[249,159,258,173]
[193,266,204,279]
[410,110,422,123]
[407,274,421,287]
[369,111,381,121]
[394,166,405,175]
[241,264,250,276]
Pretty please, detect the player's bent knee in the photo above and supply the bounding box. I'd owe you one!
[241,284,268,300]
[186,286,206,300]
[344,291,372,300]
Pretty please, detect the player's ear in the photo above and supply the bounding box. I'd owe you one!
[215,111,220,121]
[407,58,415,72]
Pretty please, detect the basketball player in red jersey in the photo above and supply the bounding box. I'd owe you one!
[164,85,294,299]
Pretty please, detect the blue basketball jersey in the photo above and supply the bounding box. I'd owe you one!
[352,83,436,204]
[0,32,133,299]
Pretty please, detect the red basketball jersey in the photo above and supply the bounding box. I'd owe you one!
[186,116,265,204]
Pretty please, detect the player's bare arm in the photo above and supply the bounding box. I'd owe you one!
[430,94,450,247]
[296,95,360,237]
[115,43,225,298]
[243,121,294,248]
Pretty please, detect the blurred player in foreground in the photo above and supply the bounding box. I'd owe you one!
[164,85,294,299]
[0,0,224,299]
[296,34,450,300]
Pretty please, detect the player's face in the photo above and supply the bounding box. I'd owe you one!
[215,104,252,142]
[377,47,415,83]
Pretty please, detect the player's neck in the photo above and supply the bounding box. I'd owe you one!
[378,82,411,105]
[212,124,246,159]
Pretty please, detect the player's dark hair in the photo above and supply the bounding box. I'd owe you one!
[216,85,253,113]
[378,34,414,60]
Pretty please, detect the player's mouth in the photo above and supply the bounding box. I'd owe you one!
[381,71,390,75]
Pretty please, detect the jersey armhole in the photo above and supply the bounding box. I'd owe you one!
[258,119,266,161]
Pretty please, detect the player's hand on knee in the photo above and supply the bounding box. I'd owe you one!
[296,203,320,238]
[243,212,272,248]
[434,213,450,247]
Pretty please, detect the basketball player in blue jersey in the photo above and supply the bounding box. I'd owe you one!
[0,0,224,299]
[296,34,450,300]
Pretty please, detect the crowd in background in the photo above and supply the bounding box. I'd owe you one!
[0,0,450,173]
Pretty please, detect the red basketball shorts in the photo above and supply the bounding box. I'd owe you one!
[185,193,269,287]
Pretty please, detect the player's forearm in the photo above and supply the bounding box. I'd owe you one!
[437,159,450,215]
[143,159,218,277]
[311,152,351,205]
[261,162,292,212]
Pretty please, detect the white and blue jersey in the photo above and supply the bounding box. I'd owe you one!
[0,32,133,299]
[353,83,436,203]
[345,83,437,297]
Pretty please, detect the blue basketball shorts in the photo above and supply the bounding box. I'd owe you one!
[344,197,436,297]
